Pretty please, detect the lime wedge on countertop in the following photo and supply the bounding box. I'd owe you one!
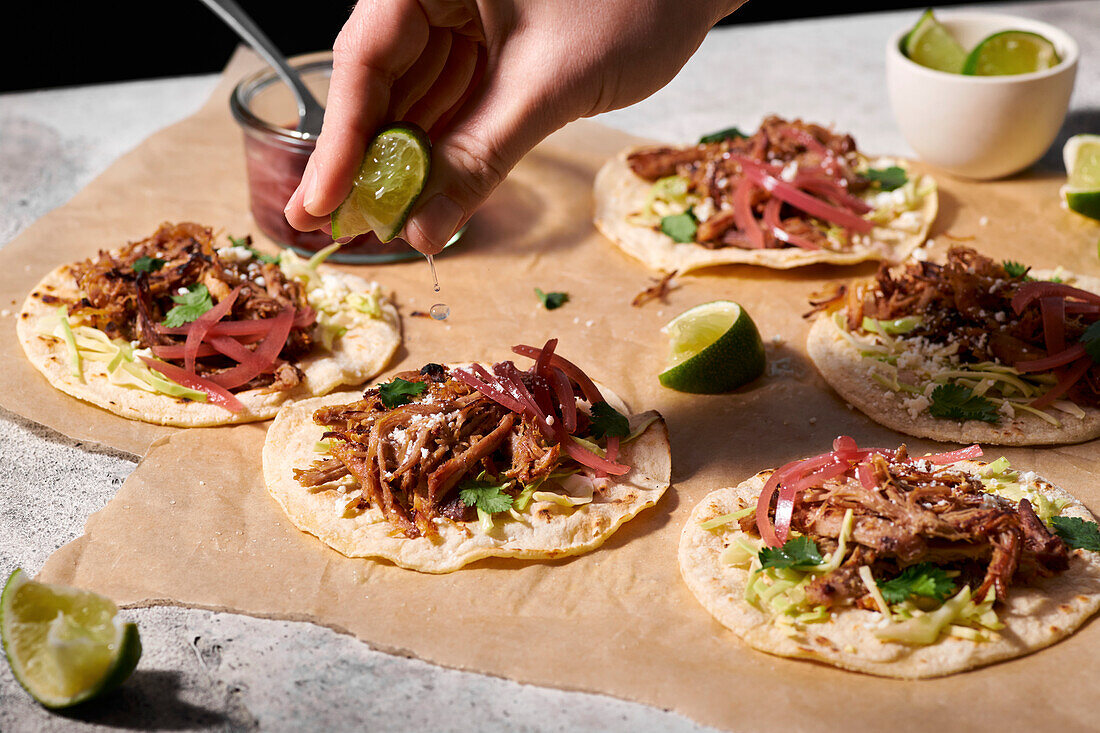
[1062,134,1100,222]
[2,569,141,708]
[962,30,1061,75]
[658,301,766,393]
[903,9,967,74]
[330,123,432,243]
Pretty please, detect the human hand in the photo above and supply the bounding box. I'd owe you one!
[284,0,743,254]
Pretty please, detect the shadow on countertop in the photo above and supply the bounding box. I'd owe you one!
[58,669,252,731]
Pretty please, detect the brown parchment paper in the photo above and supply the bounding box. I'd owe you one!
[29,49,1100,732]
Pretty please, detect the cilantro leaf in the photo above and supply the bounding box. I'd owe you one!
[1051,516,1100,552]
[1081,321,1100,364]
[377,377,428,408]
[878,563,955,604]
[133,256,166,273]
[588,401,630,440]
[758,536,823,569]
[928,384,1000,423]
[1002,260,1031,279]
[699,126,748,144]
[660,212,697,243]
[458,477,514,514]
[866,166,908,191]
[162,284,214,328]
[534,288,569,310]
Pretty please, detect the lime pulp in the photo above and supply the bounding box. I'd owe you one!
[330,123,432,243]
[962,30,1061,76]
[658,301,766,394]
[903,9,967,74]
[1062,134,1100,222]
[1,569,142,708]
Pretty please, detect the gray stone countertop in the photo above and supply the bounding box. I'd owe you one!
[1,2,1097,730]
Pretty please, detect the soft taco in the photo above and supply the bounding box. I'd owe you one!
[806,247,1100,445]
[263,340,671,573]
[18,222,400,426]
[594,116,937,272]
[679,436,1100,678]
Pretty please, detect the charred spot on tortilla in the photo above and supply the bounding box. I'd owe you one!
[679,436,1100,678]
[594,115,937,272]
[263,341,672,573]
[17,221,401,427]
[806,247,1100,445]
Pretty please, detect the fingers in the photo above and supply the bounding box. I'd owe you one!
[284,0,429,231]
[389,26,453,121]
[404,34,482,133]
[402,64,559,255]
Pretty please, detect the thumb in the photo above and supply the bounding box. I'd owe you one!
[402,70,563,255]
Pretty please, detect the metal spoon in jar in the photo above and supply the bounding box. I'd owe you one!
[198,0,326,137]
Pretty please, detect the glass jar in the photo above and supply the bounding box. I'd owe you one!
[230,56,455,263]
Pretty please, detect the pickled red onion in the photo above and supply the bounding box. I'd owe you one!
[138,356,243,412]
[1012,282,1100,314]
[184,285,241,373]
[924,445,983,465]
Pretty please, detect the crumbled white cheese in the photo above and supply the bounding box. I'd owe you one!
[902,394,931,419]
[779,161,800,182]
[692,197,716,223]
[893,210,924,233]
[216,245,253,264]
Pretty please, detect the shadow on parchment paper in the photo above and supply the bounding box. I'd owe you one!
[57,670,240,730]
[464,154,599,258]
[1038,108,1100,172]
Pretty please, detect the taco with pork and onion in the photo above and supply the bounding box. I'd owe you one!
[18,222,400,426]
[806,247,1100,445]
[679,436,1100,678]
[263,340,671,573]
[594,116,938,272]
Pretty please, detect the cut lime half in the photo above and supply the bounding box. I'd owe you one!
[903,9,967,74]
[331,123,432,242]
[1062,134,1100,222]
[962,30,1060,75]
[1,569,142,709]
[659,301,766,394]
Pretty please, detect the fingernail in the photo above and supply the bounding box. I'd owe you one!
[411,195,464,250]
[301,166,321,214]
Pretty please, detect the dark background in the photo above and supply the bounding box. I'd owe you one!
[6,0,1021,92]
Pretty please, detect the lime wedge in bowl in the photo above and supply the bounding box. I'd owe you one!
[331,123,432,242]
[1062,134,1100,222]
[903,9,967,74]
[2,569,142,708]
[659,301,766,393]
[962,30,1061,75]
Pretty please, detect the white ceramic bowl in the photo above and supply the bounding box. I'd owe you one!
[886,11,1078,180]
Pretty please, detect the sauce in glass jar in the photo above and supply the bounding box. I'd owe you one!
[231,55,452,263]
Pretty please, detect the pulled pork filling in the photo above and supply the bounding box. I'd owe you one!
[627,115,872,250]
[68,222,314,391]
[812,247,1100,409]
[743,445,1069,610]
[295,349,628,539]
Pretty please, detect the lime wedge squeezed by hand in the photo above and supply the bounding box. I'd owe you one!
[330,123,432,242]
[1062,134,1100,222]
[659,301,766,393]
[903,9,967,73]
[2,569,142,708]
[962,30,1061,75]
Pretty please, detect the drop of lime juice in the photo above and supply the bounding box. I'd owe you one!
[425,253,448,320]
